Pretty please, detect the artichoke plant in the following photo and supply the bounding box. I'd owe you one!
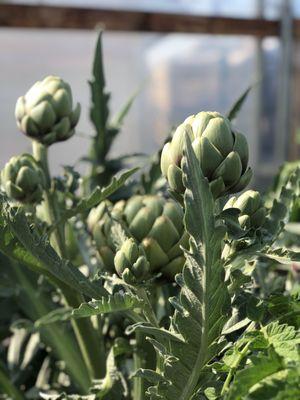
[114,238,150,284]
[1,154,46,204]
[88,195,189,280]
[87,200,124,273]
[224,190,266,229]
[15,75,81,146]
[161,111,252,197]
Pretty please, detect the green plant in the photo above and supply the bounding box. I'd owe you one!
[114,238,150,284]
[0,33,299,400]
[1,154,46,204]
[15,76,81,146]
[224,190,266,229]
[87,195,189,280]
[160,111,252,198]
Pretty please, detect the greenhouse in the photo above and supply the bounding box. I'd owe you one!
[0,1,299,399]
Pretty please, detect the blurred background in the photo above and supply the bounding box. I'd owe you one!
[1,0,300,188]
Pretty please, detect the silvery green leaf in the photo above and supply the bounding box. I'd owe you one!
[0,198,107,299]
[141,134,231,399]
[53,168,138,227]
[227,86,252,121]
[35,293,142,327]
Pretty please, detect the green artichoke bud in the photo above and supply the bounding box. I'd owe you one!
[224,190,266,229]
[1,154,46,204]
[88,195,188,280]
[161,111,252,197]
[87,200,125,273]
[15,75,81,146]
[114,238,150,284]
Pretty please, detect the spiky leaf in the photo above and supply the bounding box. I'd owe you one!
[227,86,252,121]
[0,197,107,299]
[142,134,230,399]
[35,293,142,327]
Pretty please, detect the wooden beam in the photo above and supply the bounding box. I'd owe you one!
[0,3,282,37]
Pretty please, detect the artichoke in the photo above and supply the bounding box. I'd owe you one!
[161,111,252,197]
[88,195,189,280]
[15,75,80,146]
[87,200,125,273]
[1,154,46,204]
[224,190,266,229]
[114,238,150,284]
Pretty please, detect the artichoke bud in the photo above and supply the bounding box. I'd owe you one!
[1,154,46,204]
[160,111,252,197]
[15,75,80,146]
[88,195,188,281]
[224,190,266,229]
[114,238,150,284]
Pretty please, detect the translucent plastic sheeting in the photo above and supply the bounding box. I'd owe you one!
[0,29,279,187]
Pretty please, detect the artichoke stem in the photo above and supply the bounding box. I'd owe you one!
[32,141,51,188]
[133,330,145,400]
[32,140,65,256]
[31,140,106,381]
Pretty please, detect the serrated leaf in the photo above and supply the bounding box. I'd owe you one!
[226,349,285,400]
[110,89,138,129]
[259,247,300,264]
[264,168,300,239]
[143,134,230,399]
[227,86,252,121]
[35,293,141,327]
[261,321,300,362]
[183,135,215,245]
[267,294,300,328]
[0,199,107,299]
[73,293,141,318]
[126,322,184,344]
[35,308,73,327]
[0,213,46,276]
[132,369,169,385]
[89,30,110,162]
[53,168,138,227]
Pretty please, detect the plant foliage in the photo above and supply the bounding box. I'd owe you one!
[0,32,299,400]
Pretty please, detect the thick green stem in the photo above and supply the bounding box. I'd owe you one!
[0,366,25,400]
[32,140,105,380]
[32,141,66,256]
[133,330,145,400]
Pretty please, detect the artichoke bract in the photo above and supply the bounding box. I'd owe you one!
[161,111,252,197]
[87,195,189,280]
[15,76,81,146]
[224,190,266,229]
[114,238,150,284]
[1,154,46,204]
